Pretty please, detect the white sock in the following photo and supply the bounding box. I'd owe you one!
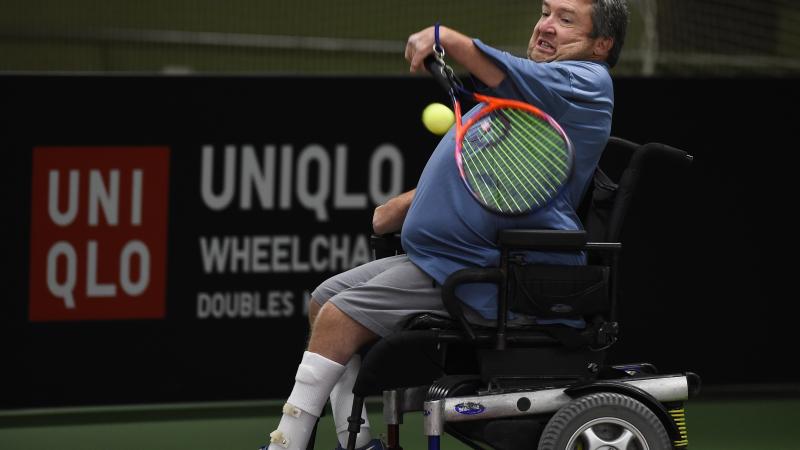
[330,355,373,448]
[269,351,346,450]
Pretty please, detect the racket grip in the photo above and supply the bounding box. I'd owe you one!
[424,56,453,94]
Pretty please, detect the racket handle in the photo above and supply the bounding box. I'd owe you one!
[424,56,453,95]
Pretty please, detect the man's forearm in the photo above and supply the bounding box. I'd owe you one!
[437,27,506,88]
[406,25,505,88]
[372,189,416,235]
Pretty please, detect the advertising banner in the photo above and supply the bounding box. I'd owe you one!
[1,75,796,408]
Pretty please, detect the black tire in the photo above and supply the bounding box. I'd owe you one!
[537,392,671,450]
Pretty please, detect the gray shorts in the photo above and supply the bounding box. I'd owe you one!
[311,255,452,337]
[312,255,557,337]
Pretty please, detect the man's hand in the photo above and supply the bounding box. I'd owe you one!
[404,25,505,88]
[372,189,415,235]
[405,26,437,73]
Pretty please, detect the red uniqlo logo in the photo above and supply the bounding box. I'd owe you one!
[29,147,170,321]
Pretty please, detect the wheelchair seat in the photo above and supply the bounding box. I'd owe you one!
[338,137,698,450]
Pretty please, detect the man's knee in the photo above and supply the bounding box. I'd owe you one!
[314,303,377,342]
[308,303,378,364]
[314,301,342,328]
[308,297,322,327]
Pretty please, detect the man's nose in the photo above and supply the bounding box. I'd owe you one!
[538,17,556,34]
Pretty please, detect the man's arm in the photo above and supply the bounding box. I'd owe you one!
[405,26,505,88]
[372,189,415,235]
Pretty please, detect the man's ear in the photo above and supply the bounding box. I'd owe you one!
[593,36,614,60]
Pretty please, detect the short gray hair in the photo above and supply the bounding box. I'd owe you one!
[590,0,630,67]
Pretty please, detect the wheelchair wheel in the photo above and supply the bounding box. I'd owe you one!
[537,392,671,450]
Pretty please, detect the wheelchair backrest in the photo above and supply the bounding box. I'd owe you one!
[579,137,693,244]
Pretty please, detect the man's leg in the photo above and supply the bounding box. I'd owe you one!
[268,303,377,450]
[330,354,373,448]
[308,302,377,364]
[301,257,406,449]
[308,300,321,329]
[267,255,437,450]
[309,298,374,448]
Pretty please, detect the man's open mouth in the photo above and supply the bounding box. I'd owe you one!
[538,39,555,51]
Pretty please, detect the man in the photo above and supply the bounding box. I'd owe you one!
[262,1,629,449]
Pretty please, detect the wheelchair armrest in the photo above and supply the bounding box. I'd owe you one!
[441,267,504,342]
[370,233,404,258]
[499,229,587,250]
[499,229,622,253]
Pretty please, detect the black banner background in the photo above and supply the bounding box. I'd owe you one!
[1,75,797,408]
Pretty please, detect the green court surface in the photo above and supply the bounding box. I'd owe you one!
[1,397,796,450]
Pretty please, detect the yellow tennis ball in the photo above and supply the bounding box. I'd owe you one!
[422,102,455,136]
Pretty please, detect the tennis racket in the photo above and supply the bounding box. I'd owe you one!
[424,32,574,215]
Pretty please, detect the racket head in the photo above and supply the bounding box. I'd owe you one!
[455,95,574,215]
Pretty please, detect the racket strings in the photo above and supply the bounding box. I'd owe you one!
[498,111,568,198]
[483,114,560,198]
[474,123,546,211]
[467,135,545,213]
[460,108,571,214]
[463,137,538,214]
[464,139,525,212]
[505,109,570,176]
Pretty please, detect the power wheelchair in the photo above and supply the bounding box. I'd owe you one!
[336,137,700,450]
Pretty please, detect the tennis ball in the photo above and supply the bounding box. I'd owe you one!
[422,102,455,136]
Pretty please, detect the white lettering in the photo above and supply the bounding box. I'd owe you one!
[229,236,250,273]
[48,170,79,226]
[329,235,350,269]
[196,291,295,319]
[86,240,116,297]
[88,170,120,226]
[251,236,270,272]
[198,234,369,273]
[48,169,146,226]
[296,144,330,221]
[369,144,404,205]
[131,169,143,225]
[120,240,150,296]
[277,290,295,317]
[271,235,290,273]
[200,236,229,273]
[198,143,406,221]
[279,145,293,209]
[291,237,310,272]
[334,145,367,209]
[350,235,371,267]
[309,235,329,271]
[47,240,154,308]
[201,145,236,210]
[240,145,276,209]
[47,241,77,308]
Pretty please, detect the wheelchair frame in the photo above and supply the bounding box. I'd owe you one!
[381,367,700,450]
[340,139,699,450]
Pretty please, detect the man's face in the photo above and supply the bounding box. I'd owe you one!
[528,0,602,63]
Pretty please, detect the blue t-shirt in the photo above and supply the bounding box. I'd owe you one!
[402,40,614,320]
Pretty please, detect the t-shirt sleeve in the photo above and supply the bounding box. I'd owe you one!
[471,39,573,120]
